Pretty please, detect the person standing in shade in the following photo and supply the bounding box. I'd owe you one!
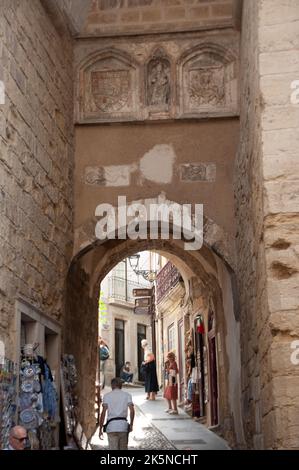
[99,377,134,450]
[99,337,109,390]
[141,339,159,400]
[163,352,179,414]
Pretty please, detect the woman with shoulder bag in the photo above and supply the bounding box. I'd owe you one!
[163,352,179,414]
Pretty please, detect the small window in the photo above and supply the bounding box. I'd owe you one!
[137,324,146,335]
[167,323,175,352]
[115,319,125,330]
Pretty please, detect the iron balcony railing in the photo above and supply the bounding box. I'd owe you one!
[108,275,148,303]
[156,261,181,304]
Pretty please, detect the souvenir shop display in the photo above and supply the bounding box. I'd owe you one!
[18,343,58,450]
[60,354,91,450]
[193,316,205,418]
[60,354,78,446]
[0,358,17,450]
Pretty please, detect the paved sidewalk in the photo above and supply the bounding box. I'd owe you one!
[91,386,230,450]
[132,388,230,450]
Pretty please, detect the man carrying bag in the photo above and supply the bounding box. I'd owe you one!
[99,377,135,450]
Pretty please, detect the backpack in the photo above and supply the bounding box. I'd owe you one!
[100,345,109,361]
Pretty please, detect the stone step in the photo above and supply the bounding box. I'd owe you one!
[122,382,144,389]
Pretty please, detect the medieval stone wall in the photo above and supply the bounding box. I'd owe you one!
[236,0,299,449]
[235,0,267,449]
[0,0,74,358]
[65,260,98,440]
[259,0,299,450]
[84,0,235,36]
[74,120,239,242]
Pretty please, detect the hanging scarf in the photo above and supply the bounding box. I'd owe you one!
[42,363,57,420]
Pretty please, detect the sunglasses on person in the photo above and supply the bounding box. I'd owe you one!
[13,435,27,442]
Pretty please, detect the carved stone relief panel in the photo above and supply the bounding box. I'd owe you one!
[75,36,239,123]
[78,49,139,122]
[145,48,172,119]
[179,42,238,118]
[180,163,216,183]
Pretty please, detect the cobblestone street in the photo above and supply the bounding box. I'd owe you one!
[91,403,175,450]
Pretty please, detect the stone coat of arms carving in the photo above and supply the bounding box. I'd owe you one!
[189,67,225,107]
[91,69,131,113]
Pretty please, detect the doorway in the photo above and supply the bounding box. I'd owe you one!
[115,319,125,378]
[194,315,205,417]
[208,310,218,425]
[137,324,146,381]
[208,336,218,425]
[178,319,184,402]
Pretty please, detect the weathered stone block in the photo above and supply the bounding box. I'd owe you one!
[165,7,186,20]
[180,162,216,182]
[259,22,299,53]
[211,3,232,17]
[260,50,299,75]
[260,0,299,27]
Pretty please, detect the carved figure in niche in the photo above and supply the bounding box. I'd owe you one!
[189,68,224,107]
[148,60,170,106]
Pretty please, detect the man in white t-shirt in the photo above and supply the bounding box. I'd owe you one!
[99,377,135,450]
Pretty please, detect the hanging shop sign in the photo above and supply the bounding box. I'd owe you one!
[134,306,151,315]
[132,288,152,297]
[135,297,151,307]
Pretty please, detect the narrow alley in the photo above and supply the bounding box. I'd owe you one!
[91,387,229,451]
[1,0,299,455]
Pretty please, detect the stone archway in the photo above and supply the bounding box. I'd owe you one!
[72,198,236,270]
[64,219,244,447]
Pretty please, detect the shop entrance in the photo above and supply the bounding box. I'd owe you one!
[137,324,146,382]
[115,319,125,378]
[178,319,184,402]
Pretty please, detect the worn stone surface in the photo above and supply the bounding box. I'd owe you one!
[180,163,216,182]
[0,0,74,358]
[235,0,299,450]
[260,0,299,449]
[65,260,98,440]
[83,0,235,37]
[235,0,268,449]
[75,32,239,123]
[1,0,299,452]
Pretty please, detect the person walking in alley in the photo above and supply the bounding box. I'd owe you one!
[163,352,179,414]
[141,339,159,400]
[99,377,134,450]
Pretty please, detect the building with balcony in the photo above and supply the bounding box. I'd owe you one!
[99,257,152,385]
[155,259,220,430]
